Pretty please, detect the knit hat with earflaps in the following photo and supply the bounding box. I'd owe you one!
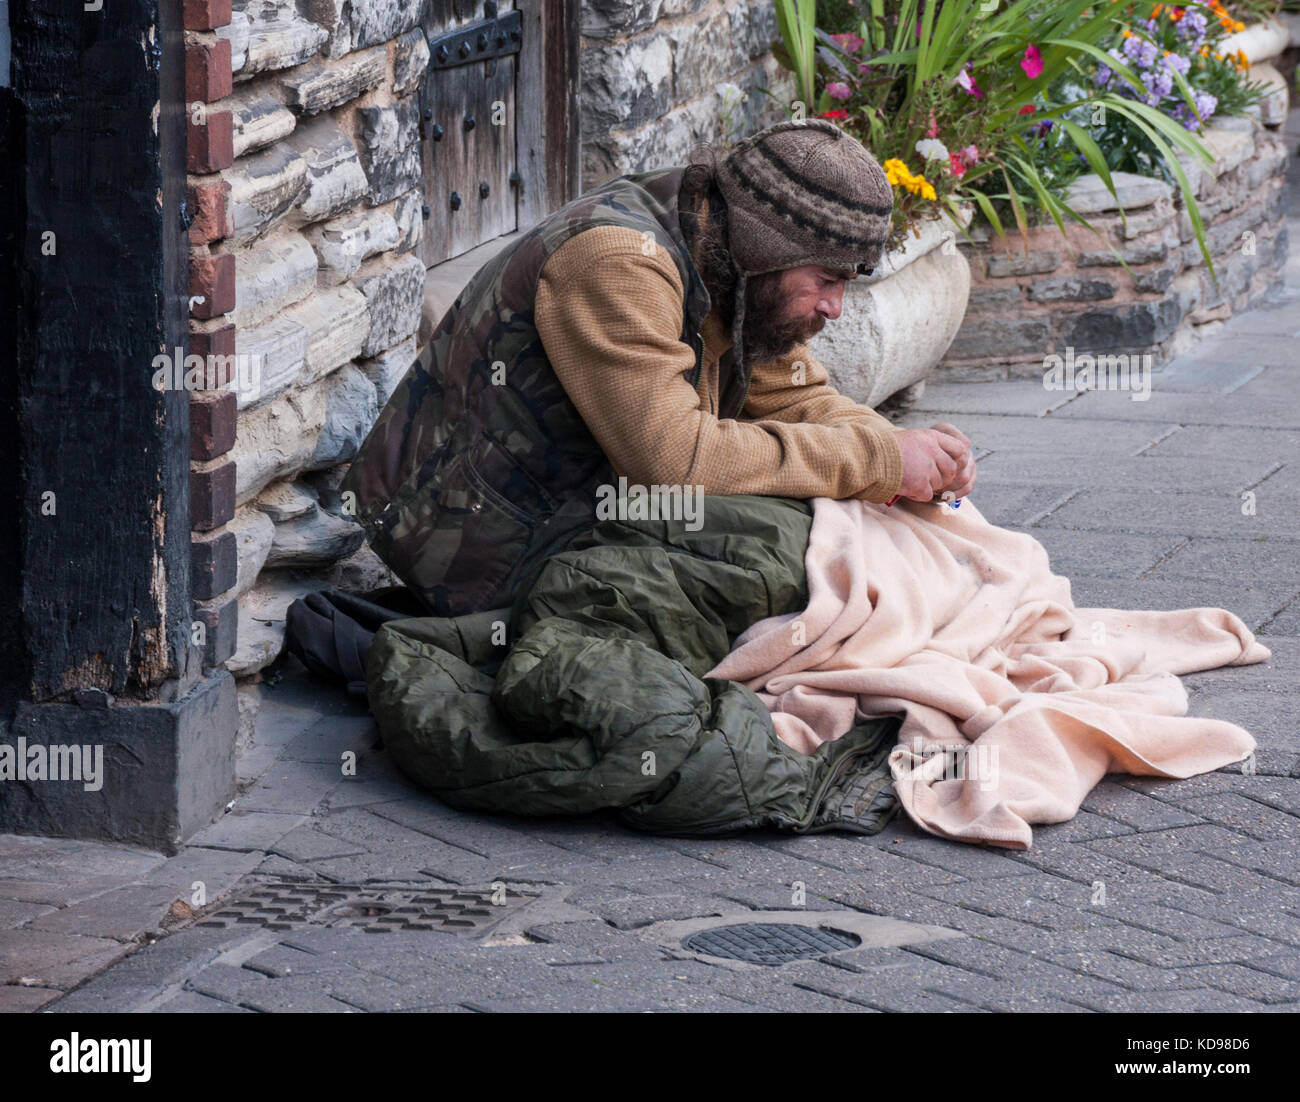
[715,117,894,277]
[707,118,894,410]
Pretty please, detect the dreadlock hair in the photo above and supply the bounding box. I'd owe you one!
[677,144,741,332]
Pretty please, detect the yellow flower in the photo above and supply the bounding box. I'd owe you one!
[883,158,910,187]
[918,181,937,201]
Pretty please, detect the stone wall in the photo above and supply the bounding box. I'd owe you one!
[579,0,792,184]
[187,0,428,678]
[941,118,1289,377]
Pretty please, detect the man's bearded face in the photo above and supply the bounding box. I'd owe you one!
[742,264,854,364]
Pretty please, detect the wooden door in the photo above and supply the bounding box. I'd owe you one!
[418,0,578,267]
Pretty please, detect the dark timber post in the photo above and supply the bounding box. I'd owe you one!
[0,0,237,852]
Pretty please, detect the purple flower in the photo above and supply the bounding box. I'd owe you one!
[1122,34,1158,68]
[1177,10,1208,48]
[825,81,852,101]
[1163,52,1190,78]
[1142,67,1173,102]
[1194,90,1218,121]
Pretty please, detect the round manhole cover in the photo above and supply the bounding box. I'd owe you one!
[681,923,861,965]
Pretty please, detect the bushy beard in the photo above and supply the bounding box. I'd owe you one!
[679,168,825,367]
[741,270,826,364]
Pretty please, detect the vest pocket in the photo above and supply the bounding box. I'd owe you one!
[461,433,558,525]
[407,433,555,614]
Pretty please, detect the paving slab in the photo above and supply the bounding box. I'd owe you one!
[1138,423,1300,462]
[906,380,1080,417]
[0,984,61,1012]
[1052,389,1300,428]
[1064,577,1293,633]
[975,453,1277,493]
[27,883,183,940]
[187,811,308,853]
[0,929,126,988]
[0,899,57,928]
[0,835,166,883]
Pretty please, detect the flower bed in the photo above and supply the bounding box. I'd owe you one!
[772,1,1287,399]
[940,115,1288,375]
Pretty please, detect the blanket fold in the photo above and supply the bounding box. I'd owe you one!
[707,497,1269,850]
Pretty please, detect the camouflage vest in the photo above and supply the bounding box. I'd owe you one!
[342,166,735,617]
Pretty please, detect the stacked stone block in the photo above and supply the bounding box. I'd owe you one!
[942,120,1289,377]
[579,0,794,185]
[206,0,426,675]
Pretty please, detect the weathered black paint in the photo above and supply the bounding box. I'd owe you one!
[3,0,194,704]
[0,1,238,849]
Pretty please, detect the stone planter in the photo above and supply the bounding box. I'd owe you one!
[1221,17,1292,126]
[809,214,972,408]
[939,114,1288,378]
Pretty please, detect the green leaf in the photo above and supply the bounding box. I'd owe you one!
[1106,99,1214,278]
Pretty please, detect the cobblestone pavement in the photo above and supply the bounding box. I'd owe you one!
[4,171,1298,1017]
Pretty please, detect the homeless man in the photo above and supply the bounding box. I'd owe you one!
[340,118,976,619]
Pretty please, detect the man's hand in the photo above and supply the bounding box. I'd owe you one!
[894,423,976,502]
[930,422,976,500]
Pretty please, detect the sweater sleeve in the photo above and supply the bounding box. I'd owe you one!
[533,225,905,502]
[742,344,903,502]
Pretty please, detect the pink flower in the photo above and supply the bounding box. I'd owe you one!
[825,81,852,101]
[1021,44,1044,79]
[961,144,979,164]
[955,65,983,99]
[949,151,967,177]
[926,109,938,139]
[830,32,865,54]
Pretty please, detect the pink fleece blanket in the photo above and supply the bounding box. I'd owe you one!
[706,497,1269,850]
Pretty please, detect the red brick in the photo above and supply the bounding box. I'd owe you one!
[193,595,238,667]
[185,37,232,105]
[189,252,235,318]
[187,109,233,173]
[189,321,236,363]
[191,530,238,601]
[187,176,230,245]
[184,0,233,31]
[191,460,236,533]
[190,389,237,461]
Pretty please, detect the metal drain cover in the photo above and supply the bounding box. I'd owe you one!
[682,922,861,965]
[195,881,531,935]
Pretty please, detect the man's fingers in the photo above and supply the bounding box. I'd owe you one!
[931,422,971,449]
[932,430,969,463]
[932,449,958,485]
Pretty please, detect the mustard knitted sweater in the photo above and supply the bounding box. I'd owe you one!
[532,224,904,504]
